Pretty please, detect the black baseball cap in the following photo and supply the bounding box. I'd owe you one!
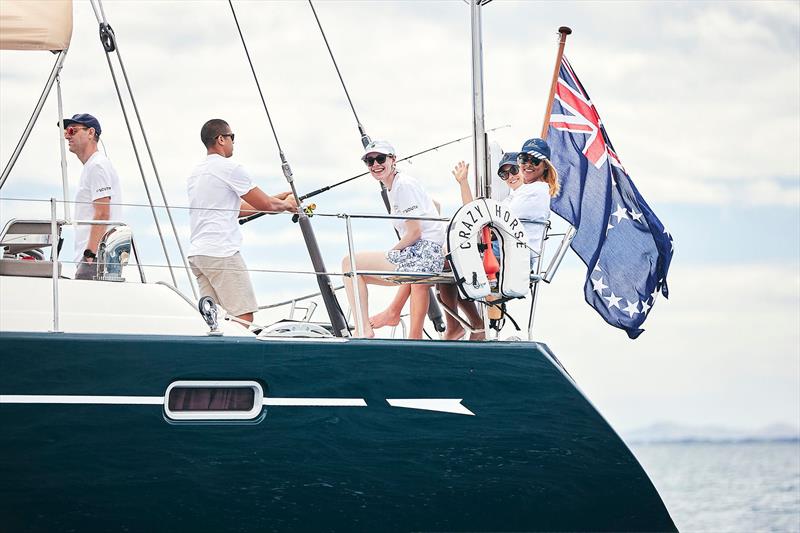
[59,113,101,136]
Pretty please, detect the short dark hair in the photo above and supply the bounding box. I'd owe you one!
[201,119,230,148]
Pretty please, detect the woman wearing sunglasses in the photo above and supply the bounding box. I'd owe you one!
[438,139,559,338]
[341,140,446,338]
[509,137,560,268]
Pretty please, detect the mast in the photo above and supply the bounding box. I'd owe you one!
[470,0,490,199]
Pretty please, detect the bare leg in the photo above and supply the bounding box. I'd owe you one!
[371,285,410,329]
[438,284,465,340]
[408,284,431,339]
[457,299,486,340]
[342,251,396,338]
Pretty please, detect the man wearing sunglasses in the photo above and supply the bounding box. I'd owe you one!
[187,119,298,328]
[59,113,123,281]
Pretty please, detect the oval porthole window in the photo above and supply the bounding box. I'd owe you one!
[164,380,263,421]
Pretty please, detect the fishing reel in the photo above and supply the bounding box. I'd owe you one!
[292,203,317,223]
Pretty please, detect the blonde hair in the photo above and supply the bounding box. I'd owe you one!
[543,159,560,198]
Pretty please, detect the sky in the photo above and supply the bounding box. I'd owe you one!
[1,0,798,434]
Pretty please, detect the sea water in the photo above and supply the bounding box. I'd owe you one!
[631,442,800,532]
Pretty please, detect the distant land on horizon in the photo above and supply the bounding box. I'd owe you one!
[622,421,800,444]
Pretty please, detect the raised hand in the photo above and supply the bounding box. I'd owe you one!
[452,161,469,184]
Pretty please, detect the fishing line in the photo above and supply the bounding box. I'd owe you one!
[239,124,509,225]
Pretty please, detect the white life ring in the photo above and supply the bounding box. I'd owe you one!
[446,198,531,301]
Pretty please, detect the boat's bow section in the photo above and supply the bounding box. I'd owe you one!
[0,332,675,531]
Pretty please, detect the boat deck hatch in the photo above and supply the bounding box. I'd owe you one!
[164,380,263,421]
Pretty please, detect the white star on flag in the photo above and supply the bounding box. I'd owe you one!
[607,222,614,234]
[604,292,622,309]
[629,209,643,222]
[641,299,651,314]
[623,299,640,318]
[612,204,629,223]
[591,277,608,294]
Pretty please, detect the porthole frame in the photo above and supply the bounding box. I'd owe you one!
[164,380,264,421]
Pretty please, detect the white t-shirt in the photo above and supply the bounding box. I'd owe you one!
[73,151,123,262]
[387,172,445,246]
[187,154,255,257]
[502,181,550,255]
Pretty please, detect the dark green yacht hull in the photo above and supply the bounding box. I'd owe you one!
[0,332,675,532]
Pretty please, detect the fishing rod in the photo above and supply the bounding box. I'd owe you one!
[309,0,450,334]
[228,0,350,337]
[239,124,510,225]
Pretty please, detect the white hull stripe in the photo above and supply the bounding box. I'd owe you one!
[1,395,471,414]
[263,398,366,407]
[1,395,164,405]
[0,395,365,406]
[387,399,475,416]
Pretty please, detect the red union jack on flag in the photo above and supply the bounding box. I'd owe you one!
[547,55,673,339]
[550,57,623,170]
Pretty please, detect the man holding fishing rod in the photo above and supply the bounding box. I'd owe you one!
[187,119,297,327]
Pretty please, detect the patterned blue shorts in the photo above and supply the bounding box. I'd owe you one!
[387,239,444,273]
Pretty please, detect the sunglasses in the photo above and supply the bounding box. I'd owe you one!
[218,133,235,142]
[364,154,388,167]
[518,153,543,166]
[64,126,88,136]
[498,165,520,180]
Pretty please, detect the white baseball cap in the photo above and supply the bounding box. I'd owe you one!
[361,140,395,161]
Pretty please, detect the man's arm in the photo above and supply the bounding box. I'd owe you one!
[240,186,297,217]
[86,196,111,258]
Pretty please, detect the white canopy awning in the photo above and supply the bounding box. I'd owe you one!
[0,0,72,51]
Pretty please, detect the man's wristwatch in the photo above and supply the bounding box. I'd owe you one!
[83,249,97,260]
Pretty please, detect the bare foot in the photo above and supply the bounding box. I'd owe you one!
[370,308,401,329]
[469,328,485,341]
[443,324,465,341]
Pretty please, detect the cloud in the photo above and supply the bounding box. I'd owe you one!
[3,1,798,210]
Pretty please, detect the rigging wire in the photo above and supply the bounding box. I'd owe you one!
[227,0,350,337]
[307,0,369,148]
[88,0,196,294]
[228,0,288,162]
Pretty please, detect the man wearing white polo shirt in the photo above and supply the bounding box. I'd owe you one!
[187,119,297,326]
[60,113,123,280]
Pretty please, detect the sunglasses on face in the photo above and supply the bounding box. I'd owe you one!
[364,154,388,167]
[498,165,520,180]
[64,126,88,137]
[518,153,543,166]
[218,133,235,142]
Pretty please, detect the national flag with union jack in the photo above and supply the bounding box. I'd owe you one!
[548,56,674,339]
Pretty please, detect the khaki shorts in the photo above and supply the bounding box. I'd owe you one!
[188,252,258,317]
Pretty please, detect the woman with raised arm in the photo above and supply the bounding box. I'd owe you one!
[341,141,446,339]
[438,137,560,338]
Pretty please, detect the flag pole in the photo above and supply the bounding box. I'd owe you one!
[541,26,576,286]
[540,26,572,138]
